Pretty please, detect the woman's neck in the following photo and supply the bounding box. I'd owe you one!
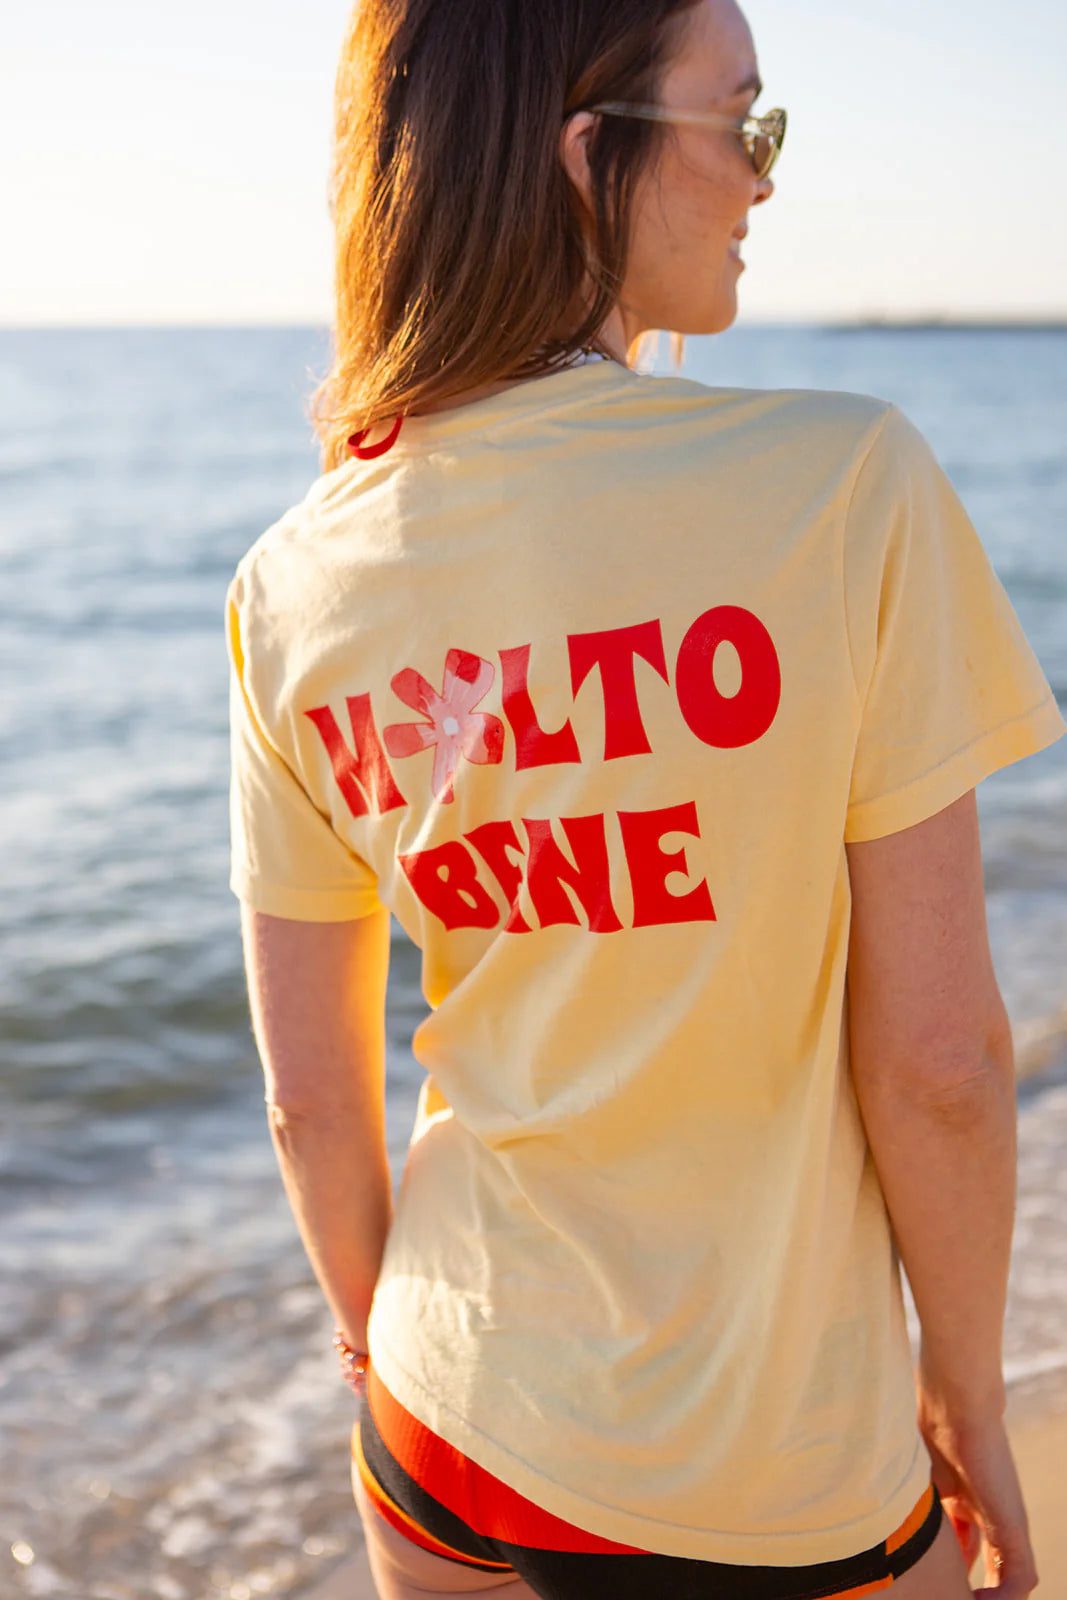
[408,308,637,418]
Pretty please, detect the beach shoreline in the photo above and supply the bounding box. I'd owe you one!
[304,1376,1067,1600]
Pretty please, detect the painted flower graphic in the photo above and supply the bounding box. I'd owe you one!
[383,650,504,804]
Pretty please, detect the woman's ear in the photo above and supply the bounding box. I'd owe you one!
[558,111,598,212]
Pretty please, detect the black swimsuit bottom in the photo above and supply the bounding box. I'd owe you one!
[357,1377,944,1600]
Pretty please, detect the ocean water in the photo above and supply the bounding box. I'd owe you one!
[1,324,1064,1599]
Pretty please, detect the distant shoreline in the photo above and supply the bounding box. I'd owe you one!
[822,318,1067,333]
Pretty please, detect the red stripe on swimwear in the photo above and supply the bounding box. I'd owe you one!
[364,1361,936,1577]
[353,1412,512,1569]
[366,1360,648,1553]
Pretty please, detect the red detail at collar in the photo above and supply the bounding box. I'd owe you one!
[348,417,404,459]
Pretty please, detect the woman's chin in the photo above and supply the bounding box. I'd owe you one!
[647,291,740,346]
[691,299,740,338]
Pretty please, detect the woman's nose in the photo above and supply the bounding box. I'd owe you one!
[753,176,775,206]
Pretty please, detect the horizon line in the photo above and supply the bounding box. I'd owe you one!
[3,314,1067,334]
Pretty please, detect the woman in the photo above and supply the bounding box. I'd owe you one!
[226,0,1064,1595]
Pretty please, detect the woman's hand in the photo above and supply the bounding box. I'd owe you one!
[334,1330,370,1399]
[917,1368,1038,1597]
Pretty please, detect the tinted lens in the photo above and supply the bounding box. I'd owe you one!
[763,111,786,176]
[751,131,776,176]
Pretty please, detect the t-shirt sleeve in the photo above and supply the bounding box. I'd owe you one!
[225,570,385,920]
[843,404,1065,843]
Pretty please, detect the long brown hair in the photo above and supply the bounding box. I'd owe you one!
[308,0,700,471]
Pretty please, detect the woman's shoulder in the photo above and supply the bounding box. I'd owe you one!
[576,368,905,500]
[227,461,371,608]
[629,367,897,447]
[227,499,310,612]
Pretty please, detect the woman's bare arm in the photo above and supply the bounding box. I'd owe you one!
[846,788,1016,1414]
[239,903,393,1349]
[846,789,1037,1594]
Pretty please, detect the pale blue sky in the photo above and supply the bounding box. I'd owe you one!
[3,0,1065,325]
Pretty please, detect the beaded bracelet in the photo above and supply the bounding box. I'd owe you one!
[333,1329,369,1398]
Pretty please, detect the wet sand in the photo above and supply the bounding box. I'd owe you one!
[305,1382,1067,1599]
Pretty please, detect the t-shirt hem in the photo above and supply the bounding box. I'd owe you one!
[844,696,1066,843]
[229,865,382,921]
[365,1339,933,1566]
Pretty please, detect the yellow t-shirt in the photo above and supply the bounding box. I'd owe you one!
[226,360,1065,1564]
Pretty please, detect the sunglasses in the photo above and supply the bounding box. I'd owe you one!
[588,103,787,180]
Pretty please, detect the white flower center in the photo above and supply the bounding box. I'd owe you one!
[442,716,460,737]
